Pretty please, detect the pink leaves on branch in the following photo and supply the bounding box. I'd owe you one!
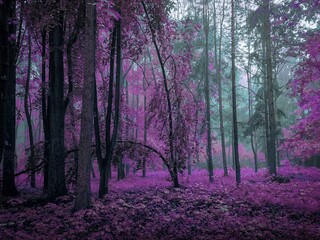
[283,33,320,159]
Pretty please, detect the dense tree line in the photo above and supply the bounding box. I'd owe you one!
[0,0,319,211]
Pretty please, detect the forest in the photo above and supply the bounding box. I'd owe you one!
[0,0,319,239]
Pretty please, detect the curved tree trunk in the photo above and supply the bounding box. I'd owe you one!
[142,1,179,187]
[25,34,36,188]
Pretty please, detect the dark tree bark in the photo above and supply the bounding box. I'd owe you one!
[142,72,147,178]
[203,0,214,183]
[41,29,50,192]
[263,0,277,175]
[64,1,83,115]
[24,34,36,187]
[47,5,67,200]
[65,3,84,182]
[216,0,228,177]
[74,0,96,210]
[97,9,122,196]
[97,25,116,197]
[1,0,19,196]
[0,0,11,167]
[107,15,122,188]
[246,33,258,172]
[231,0,240,185]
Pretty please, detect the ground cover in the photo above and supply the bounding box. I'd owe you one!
[0,166,319,239]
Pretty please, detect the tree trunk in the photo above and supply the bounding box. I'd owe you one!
[216,0,228,176]
[41,29,50,192]
[142,69,147,178]
[74,0,96,210]
[107,15,122,188]
[1,0,19,196]
[24,34,36,187]
[0,0,11,167]
[203,0,214,183]
[231,0,240,185]
[263,0,276,175]
[47,6,67,200]
[142,1,179,187]
[98,25,116,197]
[246,31,258,172]
[94,78,105,196]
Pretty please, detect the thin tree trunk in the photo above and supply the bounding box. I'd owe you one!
[99,25,116,197]
[93,78,104,193]
[246,30,258,172]
[216,0,228,176]
[106,15,122,191]
[203,0,214,183]
[231,0,240,185]
[142,1,179,187]
[142,66,147,178]
[41,29,50,192]
[117,60,125,181]
[25,34,36,187]
[262,47,269,169]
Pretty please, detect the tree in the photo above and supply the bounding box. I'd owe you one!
[41,27,50,191]
[203,0,214,183]
[263,0,277,175]
[142,0,180,187]
[47,1,67,200]
[0,0,10,165]
[24,33,36,187]
[1,0,19,196]
[283,33,320,160]
[231,0,240,185]
[214,0,228,176]
[94,2,122,197]
[74,0,97,210]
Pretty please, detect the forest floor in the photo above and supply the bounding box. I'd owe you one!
[0,166,319,240]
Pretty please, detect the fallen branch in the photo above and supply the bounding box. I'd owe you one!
[116,140,170,170]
